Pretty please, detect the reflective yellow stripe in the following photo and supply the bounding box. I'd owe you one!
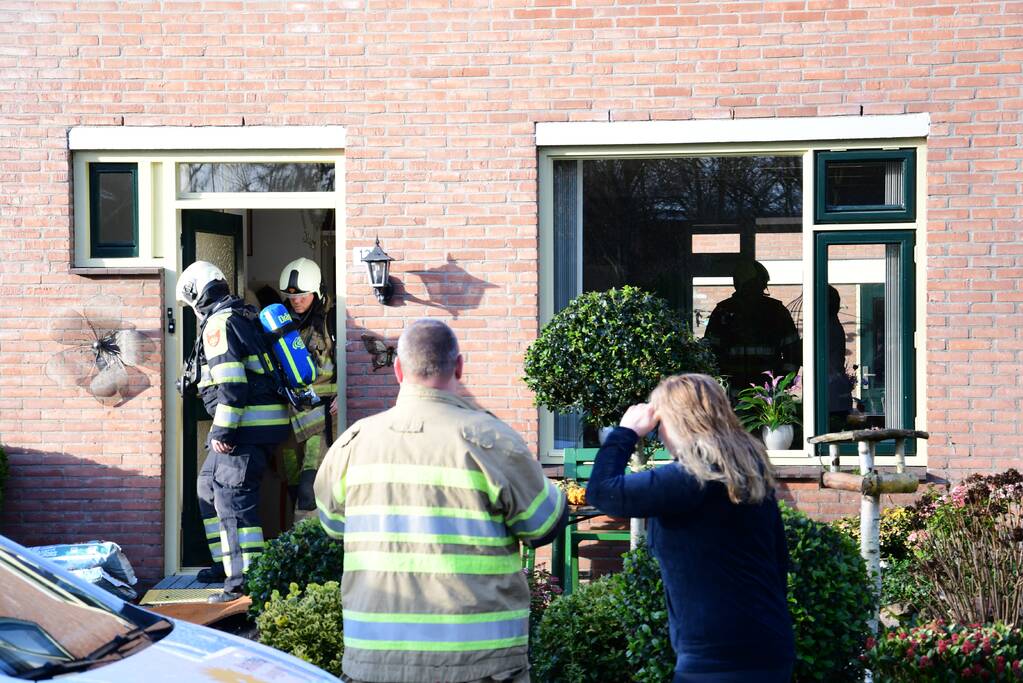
[213,404,243,428]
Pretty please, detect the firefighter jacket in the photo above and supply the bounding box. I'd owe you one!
[314,383,568,683]
[287,298,337,443]
[196,296,291,447]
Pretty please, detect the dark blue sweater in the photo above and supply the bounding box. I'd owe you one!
[585,427,795,675]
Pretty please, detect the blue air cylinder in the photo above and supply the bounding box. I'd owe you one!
[259,303,318,388]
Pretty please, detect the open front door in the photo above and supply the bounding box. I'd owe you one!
[180,209,243,567]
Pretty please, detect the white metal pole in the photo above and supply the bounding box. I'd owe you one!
[859,438,881,633]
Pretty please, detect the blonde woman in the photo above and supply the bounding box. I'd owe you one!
[586,374,795,683]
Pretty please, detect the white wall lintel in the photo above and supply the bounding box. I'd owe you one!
[69,125,346,151]
[536,114,929,148]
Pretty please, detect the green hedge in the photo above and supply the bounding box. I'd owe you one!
[244,517,344,616]
[781,503,875,682]
[257,581,343,676]
[531,505,876,682]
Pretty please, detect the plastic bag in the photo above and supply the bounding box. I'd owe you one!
[30,540,139,601]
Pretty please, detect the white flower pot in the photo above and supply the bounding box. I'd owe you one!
[761,424,794,451]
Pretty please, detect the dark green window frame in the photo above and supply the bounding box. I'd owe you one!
[89,162,138,258]
[813,230,916,457]
[815,149,916,224]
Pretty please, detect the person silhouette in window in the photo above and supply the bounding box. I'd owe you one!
[704,259,801,402]
[826,285,854,432]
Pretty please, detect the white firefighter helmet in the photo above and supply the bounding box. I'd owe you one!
[279,257,322,297]
[176,261,227,311]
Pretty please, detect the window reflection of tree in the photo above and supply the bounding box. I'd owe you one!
[581,157,802,313]
[181,163,334,193]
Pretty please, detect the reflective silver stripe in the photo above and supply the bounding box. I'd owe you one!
[238,528,265,549]
[239,404,290,427]
[244,355,266,374]
[214,404,243,428]
[211,362,246,383]
[292,408,326,432]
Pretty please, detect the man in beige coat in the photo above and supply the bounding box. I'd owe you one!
[315,319,567,683]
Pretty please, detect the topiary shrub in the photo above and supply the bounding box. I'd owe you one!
[256,581,343,676]
[531,575,630,683]
[244,517,344,616]
[782,502,876,682]
[524,286,717,429]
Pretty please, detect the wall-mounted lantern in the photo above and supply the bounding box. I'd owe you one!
[361,238,395,305]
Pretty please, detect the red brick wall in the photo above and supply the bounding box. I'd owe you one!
[2,1,1021,579]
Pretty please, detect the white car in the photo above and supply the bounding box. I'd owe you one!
[0,534,339,682]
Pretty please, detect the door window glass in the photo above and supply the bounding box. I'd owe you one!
[816,232,915,437]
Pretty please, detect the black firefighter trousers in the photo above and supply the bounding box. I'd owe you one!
[197,441,268,593]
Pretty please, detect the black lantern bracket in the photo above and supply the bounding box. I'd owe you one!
[361,237,395,305]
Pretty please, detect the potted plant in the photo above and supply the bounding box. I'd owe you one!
[735,370,801,450]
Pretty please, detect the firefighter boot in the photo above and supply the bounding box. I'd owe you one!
[197,564,227,584]
[207,589,244,604]
[296,468,317,511]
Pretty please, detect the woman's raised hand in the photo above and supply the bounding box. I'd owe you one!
[619,403,659,437]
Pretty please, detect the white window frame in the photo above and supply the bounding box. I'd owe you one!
[536,114,928,468]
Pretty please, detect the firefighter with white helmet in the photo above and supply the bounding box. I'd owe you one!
[176,260,291,602]
[704,258,802,401]
[277,257,337,515]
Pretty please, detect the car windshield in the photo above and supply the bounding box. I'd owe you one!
[0,544,145,677]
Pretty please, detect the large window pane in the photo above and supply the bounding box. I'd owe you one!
[553,155,804,447]
[178,163,335,193]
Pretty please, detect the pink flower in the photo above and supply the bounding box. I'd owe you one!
[938,639,949,653]
[865,637,876,650]
[962,640,976,654]
[919,656,931,669]
[996,656,1006,674]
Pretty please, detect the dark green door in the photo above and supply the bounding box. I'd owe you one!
[180,209,243,567]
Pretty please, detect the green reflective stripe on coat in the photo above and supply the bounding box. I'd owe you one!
[346,464,500,505]
[239,404,289,427]
[210,362,246,384]
[346,505,503,523]
[343,636,527,652]
[208,542,223,560]
[344,609,528,624]
[344,551,521,575]
[243,355,266,374]
[344,532,515,547]
[315,382,337,396]
[318,504,345,539]
[507,479,566,539]
[291,408,326,434]
[213,404,243,428]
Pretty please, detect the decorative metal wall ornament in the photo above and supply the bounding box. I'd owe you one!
[46,296,159,406]
[360,333,396,371]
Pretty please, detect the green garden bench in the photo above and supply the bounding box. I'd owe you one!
[558,446,673,595]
